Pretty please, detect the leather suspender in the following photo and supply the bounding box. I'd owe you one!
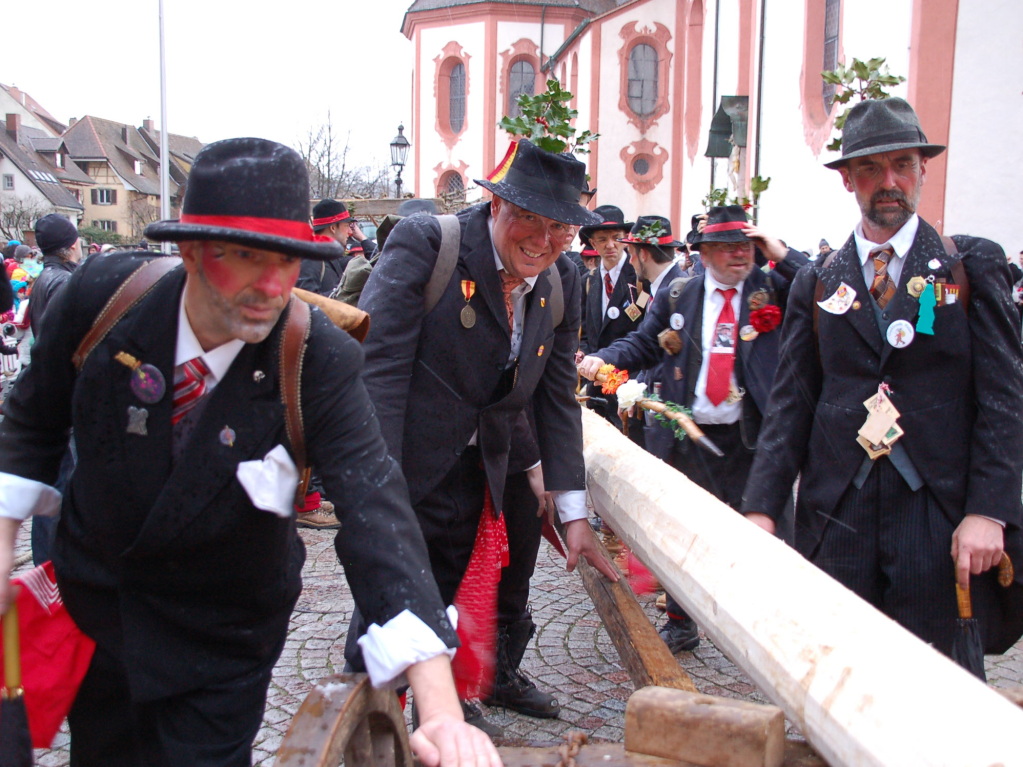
[280,298,312,504]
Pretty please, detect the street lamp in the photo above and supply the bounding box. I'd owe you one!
[390,124,410,199]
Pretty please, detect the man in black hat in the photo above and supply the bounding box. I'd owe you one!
[355,138,618,731]
[742,97,1023,671]
[0,138,499,766]
[296,198,355,296]
[579,208,806,653]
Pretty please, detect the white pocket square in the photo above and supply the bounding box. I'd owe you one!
[236,445,298,518]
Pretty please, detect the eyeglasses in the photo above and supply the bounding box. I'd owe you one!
[702,241,754,254]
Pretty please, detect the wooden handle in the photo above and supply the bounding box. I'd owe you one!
[638,398,708,443]
[2,600,21,692]
[955,582,972,620]
[998,552,1014,588]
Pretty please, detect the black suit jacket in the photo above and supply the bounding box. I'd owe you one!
[580,257,645,355]
[296,254,352,296]
[0,251,455,701]
[359,203,584,513]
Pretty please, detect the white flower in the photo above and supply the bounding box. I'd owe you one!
[616,379,647,410]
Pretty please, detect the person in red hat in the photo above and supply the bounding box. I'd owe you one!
[0,138,499,767]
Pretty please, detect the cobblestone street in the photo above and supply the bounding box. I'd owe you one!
[14,522,1023,765]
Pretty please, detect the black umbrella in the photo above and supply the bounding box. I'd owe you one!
[1,600,32,766]
[952,581,986,681]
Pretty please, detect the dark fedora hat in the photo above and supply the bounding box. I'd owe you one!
[824,97,945,170]
[146,138,344,261]
[618,215,684,249]
[311,199,353,231]
[691,205,751,245]
[475,140,601,227]
[579,205,634,241]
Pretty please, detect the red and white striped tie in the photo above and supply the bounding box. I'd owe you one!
[172,357,210,424]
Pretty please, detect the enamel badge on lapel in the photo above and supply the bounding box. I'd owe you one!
[460,280,477,329]
[887,319,915,348]
[219,426,236,447]
[927,258,942,270]
[540,297,546,308]
[115,351,166,404]
[126,405,148,436]
[747,289,769,312]
[253,370,265,383]
[739,325,759,342]
[536,345,545,357]
[817,282,856,315]
[669,313,684,331]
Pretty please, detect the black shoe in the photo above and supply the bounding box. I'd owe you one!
[484,669,560,719]
[461,700,504,738]
[659,617,700,654]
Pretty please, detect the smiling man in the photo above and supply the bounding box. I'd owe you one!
[742,98,1023,676]
[356,138,616,734]
[0,138,499,767]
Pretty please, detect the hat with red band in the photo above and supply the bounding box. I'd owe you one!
[311,199,354,231]
[617,215,684,248]
[690,205,751,245]
[578,205,634,243]
[146,138,344,260]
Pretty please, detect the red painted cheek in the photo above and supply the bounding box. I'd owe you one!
[202,253,248,295]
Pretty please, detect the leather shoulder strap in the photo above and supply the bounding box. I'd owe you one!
[546,263,564,327]
[72,257,182,370]
[424,214,461,314]
[280,297,312,505]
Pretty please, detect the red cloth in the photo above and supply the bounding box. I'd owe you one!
[450,490,509,700]
[0,562,95,748]
[706,288,737,405]
[294,491,322,513]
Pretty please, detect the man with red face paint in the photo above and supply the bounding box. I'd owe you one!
[0,138,501,767]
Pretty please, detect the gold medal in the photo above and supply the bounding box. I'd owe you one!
[460,304,476,328]
[907,275,927,298]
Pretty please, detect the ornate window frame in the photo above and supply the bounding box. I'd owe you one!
[434,42,470,148]
[620,139,668,194]
[500,39,541,120]
[617,22,673,132]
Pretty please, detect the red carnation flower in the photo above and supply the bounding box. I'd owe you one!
[750,305,782,333]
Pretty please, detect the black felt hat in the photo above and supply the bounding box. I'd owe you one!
[691,206,751,245]
[475,140,600,227]
[578,205,633,242]
[618,215,684,249]
[146,138,344,260]
[824,98,945,170]
[311,199,354,232]
[35,214,78,255]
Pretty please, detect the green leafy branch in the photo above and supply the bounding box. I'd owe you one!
[649,396,694,442]
[701,175,771,219]
[498,79,599,155]
[822,56,906,151]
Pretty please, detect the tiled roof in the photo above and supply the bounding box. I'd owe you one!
[63,116,173,197]
[0,120,84,211]
[22,126,93,186]
[0,83,67,136]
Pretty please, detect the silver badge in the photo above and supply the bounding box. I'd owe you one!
[127,406,148,436]
[253,370,265,383]
[670,313,684,330]
[607,306,620,320]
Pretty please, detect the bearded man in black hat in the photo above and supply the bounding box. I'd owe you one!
[742,97,1023,674]
[0,138,500,766]
[355,138,618,732]
[579,209,805,652]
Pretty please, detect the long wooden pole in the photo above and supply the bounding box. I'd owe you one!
[2,601,20,692]
[581,409,1023,767]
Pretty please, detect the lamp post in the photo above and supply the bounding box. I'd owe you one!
[390,124,410,199]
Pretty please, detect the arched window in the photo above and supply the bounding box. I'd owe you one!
[822,0,841,112]
[442,171,464,195]
[507,60,536,117]
[448,62,466,133]
[627,44,659,117]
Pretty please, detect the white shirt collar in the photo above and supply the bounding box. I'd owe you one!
[600,253,625,284]
[488,216,540,290]
[175,290,245,383]
[648,265,672,298]
[854,214,919,267]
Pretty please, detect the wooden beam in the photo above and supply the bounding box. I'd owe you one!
[581,409,1023,767]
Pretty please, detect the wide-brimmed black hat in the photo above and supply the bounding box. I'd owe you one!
[579,205,633,242]
[618,215,684,249]
[691,205,751,245]
[475,140,600,227]
[824,97,946,170]
[146,138,344,260]
[311,199,354,232]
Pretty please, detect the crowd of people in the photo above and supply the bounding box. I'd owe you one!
[0,96,1021,766]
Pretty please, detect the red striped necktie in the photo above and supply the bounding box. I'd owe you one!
[172,357,210,424]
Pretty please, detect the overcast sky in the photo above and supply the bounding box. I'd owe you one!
[4,0,417,176]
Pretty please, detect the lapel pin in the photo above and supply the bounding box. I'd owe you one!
[536,345,545,357]
[126,406,148,436]
[927,258,941,270]
[852,300,862,310]
[540,297,547,308]
[219,426,236,447]
[115,351,166,404]
[739,325,759,342]
[253,370,265,383]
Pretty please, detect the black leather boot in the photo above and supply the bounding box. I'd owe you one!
[484,619,560,718]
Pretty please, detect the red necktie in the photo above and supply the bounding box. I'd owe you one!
[706,288,736,406]
[604,271,614,299]
[172,357,210,424]
[500,271,525,332]
[870,246,896,308]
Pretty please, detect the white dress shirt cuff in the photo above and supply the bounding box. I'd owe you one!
[357,605,459,688]
[0,472,62,521]
[553,489,588,524]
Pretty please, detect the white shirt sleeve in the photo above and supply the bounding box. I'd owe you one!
[0,472,62,520]
[357,605,459,689]
[552,489,588,524]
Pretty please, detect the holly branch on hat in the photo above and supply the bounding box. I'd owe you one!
[632,219,669,245]
[499,79,598,156]
[821,56,906,152]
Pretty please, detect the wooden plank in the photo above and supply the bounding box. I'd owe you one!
[581,409,1023,767]
[559,521,698,693]
[498,740,824,767]
[625,687,785,767]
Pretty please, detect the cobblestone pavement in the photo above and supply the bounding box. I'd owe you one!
[14,523,1023,765]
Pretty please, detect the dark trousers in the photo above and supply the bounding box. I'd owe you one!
[802,457,959,656]
[68,643,272,767]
